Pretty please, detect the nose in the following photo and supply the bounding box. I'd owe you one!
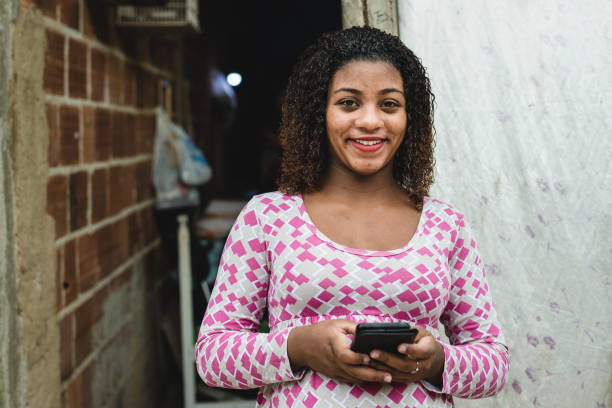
[354,104,383,131]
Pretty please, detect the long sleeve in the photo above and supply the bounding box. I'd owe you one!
[433,213,509,398]
[195,199,303,389]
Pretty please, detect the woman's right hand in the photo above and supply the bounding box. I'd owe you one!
[287,319,392,384]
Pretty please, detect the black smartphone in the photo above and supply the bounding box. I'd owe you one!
[350,322,418,354]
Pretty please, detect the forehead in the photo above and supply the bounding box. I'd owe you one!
[329,59,403,90]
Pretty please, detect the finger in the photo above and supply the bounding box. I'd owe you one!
[342,364,393,383]
[339,348,372,365]
[412,325,431,343]
[332,337,371,365]
[398,336,438,360]
[369,349,412,372]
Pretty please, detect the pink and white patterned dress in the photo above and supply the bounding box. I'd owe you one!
[196,192,509,407]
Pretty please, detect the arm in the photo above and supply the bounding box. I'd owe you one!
[195,200,302,389]
[435,215,509,398]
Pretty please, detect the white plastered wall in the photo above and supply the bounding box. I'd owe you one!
[398,1,612,406]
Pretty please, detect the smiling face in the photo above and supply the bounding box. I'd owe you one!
[325,59,407,178]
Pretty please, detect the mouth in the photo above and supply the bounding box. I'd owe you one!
[348,137,386,152]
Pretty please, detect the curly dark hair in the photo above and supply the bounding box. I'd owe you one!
[277,26,435,210]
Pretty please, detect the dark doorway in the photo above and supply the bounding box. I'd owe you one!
[191,1,342,199]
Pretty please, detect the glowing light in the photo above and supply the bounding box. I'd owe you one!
[226,72,242,87]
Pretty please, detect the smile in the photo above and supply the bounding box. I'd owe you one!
[353,139,383,146]
[349,138,386,152]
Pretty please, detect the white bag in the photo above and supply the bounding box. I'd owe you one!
[152,108,211,208]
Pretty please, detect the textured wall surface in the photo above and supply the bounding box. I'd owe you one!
[0,2,21,408]
[399,1,612,407]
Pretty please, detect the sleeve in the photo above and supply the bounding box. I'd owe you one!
[195,198,304,389]
[423,214,509,398]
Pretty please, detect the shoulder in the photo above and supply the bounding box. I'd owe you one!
[246,191,299,211]
[242,191,301,223]
[422,197,467,231]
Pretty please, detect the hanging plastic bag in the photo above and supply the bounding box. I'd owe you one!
[153,108,211,208]
[174,125,212,186]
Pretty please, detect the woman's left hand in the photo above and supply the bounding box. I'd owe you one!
[366,326,445,387]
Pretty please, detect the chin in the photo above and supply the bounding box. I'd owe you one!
[348,164,386,176]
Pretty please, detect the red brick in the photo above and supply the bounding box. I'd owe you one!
[110,267,132,316]
[47,175,68,238]
[68,39,87,99]
[94,108,111,161]
[114,217,130,266]
[47,104,60,166]
[151,39,174,73]
[69,172,88,231]
[74,288,107,366]
[135,161,153,202]
[109,165,134,215]
[60,0,79,30]
[59,314,73,381]
[91,168,108,223]
[112,113,138,158]
[59,105,80,165]
[44,30,64,95]
[138,113,155,154]
[126,113,137,156]
[56,246,62,311]
[64,360,93,408]
[90,48,105,102]
[63,239,78,306]
[142,70,159,109]
[82,107,95,163]
[107,55,123,105]
[83,2,113,43]
[97,224,122,277]
[127,212,142,256]
[77,233,99,293]
[111,111,126,158]
[124,62,137,106]
[140,206,157,246]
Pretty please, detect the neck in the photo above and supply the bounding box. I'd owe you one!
[315,162,402,204]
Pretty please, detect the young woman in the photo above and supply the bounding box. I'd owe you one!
[196,26,509,407]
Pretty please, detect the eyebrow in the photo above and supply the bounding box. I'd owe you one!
[333,87,404,95]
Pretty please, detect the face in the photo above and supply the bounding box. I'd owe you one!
[325,59,406,177]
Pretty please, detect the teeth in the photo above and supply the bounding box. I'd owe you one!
[354,139,382,146]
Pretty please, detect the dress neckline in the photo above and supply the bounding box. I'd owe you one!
[295,193,429,257]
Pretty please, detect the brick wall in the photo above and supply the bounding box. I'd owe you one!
[29,1,188,406]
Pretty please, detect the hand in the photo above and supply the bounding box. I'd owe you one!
[366,326,445,386]
[287,319,393,384]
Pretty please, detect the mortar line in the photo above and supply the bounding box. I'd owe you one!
[48,154,153,175]
[56,239,160,322]
[44,94,158,114]
[59,309,134,389]
[53,199,155,247]
[43,16,177,79]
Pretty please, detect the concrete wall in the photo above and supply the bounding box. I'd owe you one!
[0,2,23,408]
[11,8,62,408]
[399,1,612,407]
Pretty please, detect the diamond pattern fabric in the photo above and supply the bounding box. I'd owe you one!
[196,192,508,407]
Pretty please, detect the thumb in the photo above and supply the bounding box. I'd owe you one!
[336,319,358,335]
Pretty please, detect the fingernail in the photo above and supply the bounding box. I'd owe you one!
[398,345,406,353]
[384,375,392,383]
[371,351,379,359]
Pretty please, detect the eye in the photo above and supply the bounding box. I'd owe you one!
[381,100,401,109]
[337,99,359,109]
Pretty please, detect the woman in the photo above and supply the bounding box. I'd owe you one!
[196,26,509,407]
